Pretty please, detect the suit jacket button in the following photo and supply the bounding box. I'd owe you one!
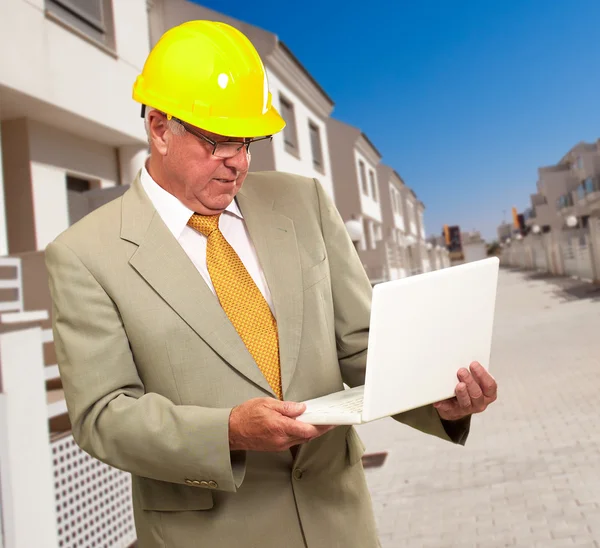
[200,480,209,487]
[208,481,218,489]
[192,480,201,486]
[185,479,193,485]
[293,468,303,480]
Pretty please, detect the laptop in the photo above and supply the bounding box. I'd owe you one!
[296,256,499,425]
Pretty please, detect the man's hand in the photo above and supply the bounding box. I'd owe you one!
[433,361,497,421]
[229,398,336,452]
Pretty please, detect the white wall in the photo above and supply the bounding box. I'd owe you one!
[30,163,70,249]
[119,145,148,186]
[355,151,382,222]
[0,0,149,143]
[419,211,426,239]
[267,69,335,199]
[406,200,417,235]
[389,184,405,231]
[28,121,119,187]
[27,121,121,248]
[464,242,488,262]
[0,123,8,256]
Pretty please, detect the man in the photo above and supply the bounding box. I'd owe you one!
[45,20,497,548]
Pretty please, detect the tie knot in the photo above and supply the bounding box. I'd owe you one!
[188,213,221,237]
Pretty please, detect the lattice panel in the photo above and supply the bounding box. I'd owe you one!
[51,435,137,548]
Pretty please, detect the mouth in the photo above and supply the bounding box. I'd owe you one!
[214,178,236,184]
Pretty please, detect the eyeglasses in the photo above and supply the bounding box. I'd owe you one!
[171,117,272,159]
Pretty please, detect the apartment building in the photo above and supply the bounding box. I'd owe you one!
[148,0,336,200]
[375,165,410,279]
[497,222,513,243]
[326,118,386,282]
[0,0,151,256]
[502,139,600,281]
[0,1,153,546]
[399,184,429,274]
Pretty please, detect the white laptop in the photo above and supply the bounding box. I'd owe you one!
[296,257,499,425]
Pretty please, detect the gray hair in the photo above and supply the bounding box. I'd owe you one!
[144,107,186,145]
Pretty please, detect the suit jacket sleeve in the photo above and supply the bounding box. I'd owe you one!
[313,178,470,445]
[45,239,245,492]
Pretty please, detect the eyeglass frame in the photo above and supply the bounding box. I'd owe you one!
[169,116,273,158]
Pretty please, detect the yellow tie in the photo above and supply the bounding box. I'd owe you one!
[188,213,283,399]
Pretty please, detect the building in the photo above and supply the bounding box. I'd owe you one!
[148,0,337,200]
[414,199,430,272]
[425,235,451,270]
[0,1,153,546]
[0,0,151,256]
[461,230,487,263]
[326,117,386,282]
[375,165,410,279]
[497,222,513,244]
[501,139,600,281]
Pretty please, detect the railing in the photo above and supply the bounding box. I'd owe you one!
[556,193,574,210]
[531,194,547,207]
[583,176,599,196]
[0,257,137,547]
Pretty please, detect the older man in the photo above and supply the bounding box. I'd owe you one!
[45,20,497,548]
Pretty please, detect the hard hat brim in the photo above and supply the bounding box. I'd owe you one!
[190,105,287,138]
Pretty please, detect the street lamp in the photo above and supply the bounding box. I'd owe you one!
[532,224,541,234]
[345,217,364,250]
[566,215,578,228]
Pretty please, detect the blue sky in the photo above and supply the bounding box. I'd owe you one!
[191,0,600,240]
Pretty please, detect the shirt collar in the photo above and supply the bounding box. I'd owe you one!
[139,160,243,240]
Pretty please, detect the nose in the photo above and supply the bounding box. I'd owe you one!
[224,146,250,171]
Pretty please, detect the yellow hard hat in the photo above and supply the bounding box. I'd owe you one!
[132,20,285,138]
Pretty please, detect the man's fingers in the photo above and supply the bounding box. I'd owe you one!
[269,400,306,418]
[281,417,328,441]
[458,368,485,411]
[469,362,497,400]
[455,382,471,409]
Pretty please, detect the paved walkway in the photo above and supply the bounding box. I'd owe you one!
[357,267,600,548]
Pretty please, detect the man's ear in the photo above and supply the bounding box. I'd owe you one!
[148,111,170,156]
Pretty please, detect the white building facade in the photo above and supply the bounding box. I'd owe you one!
[0,0,150,255]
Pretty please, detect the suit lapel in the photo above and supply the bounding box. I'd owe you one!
[237,181,303,399]
[122,176,276,396]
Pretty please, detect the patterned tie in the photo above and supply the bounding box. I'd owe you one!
[187,213,283,399]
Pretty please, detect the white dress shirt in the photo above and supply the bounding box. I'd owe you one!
[139,164,275,315]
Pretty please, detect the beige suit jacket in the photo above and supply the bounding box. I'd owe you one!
[45,171,469,548]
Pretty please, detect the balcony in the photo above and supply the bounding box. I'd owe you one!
[530,193,547,207]
[583,176,600,206]
[556,193,574,211]
[524,207,536,226]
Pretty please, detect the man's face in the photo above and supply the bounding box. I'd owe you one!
[149,112,251,215]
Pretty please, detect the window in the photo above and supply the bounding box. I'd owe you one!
[66,174,100,225]
[390,187,396,213]
[308,121,324,173]
[279,95,299,155]
[395,192,402,215]
[46,0,115,50]
[369,221,377,250]
[373,223,382,242]
[362,218,371,250]
[358,161,368,195]
[369,170,378,201]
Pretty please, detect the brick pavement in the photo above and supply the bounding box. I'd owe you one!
[357,267,600,548]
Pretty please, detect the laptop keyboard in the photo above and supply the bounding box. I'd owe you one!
[305,392,364,414]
